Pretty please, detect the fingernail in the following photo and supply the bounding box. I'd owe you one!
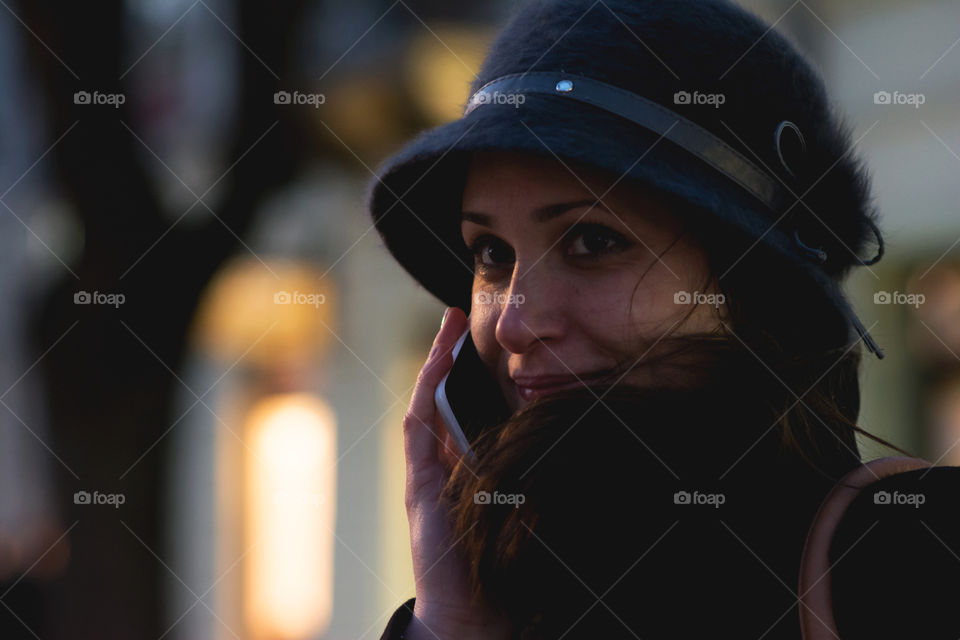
[440,307,451,329]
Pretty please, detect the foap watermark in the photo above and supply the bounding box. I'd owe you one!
[673,490,725,508]
[274,90,326,108]
[274,290,326,308]
[474,490,526,508]
[873,290,925,308]
[74,290,125,308]
[674,290,725,308]
[74,90,126,108]
[474,291,525,308]
[469,90,526,109]
[674,90,725,109]
[873,490,925,508]
[873,91,925,109]
[74,490,126,509]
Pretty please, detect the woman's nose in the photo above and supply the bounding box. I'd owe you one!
[493,264,566,354]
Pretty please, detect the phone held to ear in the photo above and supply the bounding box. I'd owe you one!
[435,322,512,461]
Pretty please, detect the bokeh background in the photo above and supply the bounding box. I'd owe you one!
[0,0,957,638]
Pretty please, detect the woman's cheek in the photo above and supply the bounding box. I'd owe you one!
[469,294,502,368]
[581,267,653,323]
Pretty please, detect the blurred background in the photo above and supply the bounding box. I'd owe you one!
[0,0,956,638]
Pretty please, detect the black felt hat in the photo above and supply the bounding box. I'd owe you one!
[366,0,886,358]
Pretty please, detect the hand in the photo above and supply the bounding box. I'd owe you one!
[401,307,512,640]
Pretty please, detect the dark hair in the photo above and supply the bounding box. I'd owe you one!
[442,382,839,638]
[676,198,911,475]
[566,182,910,480]
[439,188,910,637]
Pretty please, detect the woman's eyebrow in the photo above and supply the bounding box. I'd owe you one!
[461,199,615,227]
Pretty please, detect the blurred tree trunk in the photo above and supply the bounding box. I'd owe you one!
[12,0,308,637]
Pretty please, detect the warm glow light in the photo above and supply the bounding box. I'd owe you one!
[192,257,338,370]
[243,394,337,640]
[405,25,493,124]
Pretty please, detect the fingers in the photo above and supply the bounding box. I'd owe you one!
[403,307,468,476]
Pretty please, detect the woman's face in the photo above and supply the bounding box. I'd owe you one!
[460,151,727,412]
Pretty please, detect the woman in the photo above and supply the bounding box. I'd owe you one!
[365,0,953,637]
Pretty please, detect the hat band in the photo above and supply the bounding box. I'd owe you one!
[465,71,791,215]
[464,72,884,360]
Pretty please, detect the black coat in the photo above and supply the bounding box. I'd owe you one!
[374,354,960,639]
[375,355,960,639]
[379,463,960,639]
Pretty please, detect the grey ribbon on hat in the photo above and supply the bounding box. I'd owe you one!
[465,71,793,216]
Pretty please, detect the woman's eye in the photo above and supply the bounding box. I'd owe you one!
[467,235,513,269]
[566,224,630,258]
[464,224,629,272]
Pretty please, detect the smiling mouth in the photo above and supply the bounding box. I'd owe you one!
[515,377,606,403]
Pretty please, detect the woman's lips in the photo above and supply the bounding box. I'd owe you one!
[515,378,600,402]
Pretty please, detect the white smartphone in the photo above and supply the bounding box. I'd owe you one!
[435,324,511,461]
